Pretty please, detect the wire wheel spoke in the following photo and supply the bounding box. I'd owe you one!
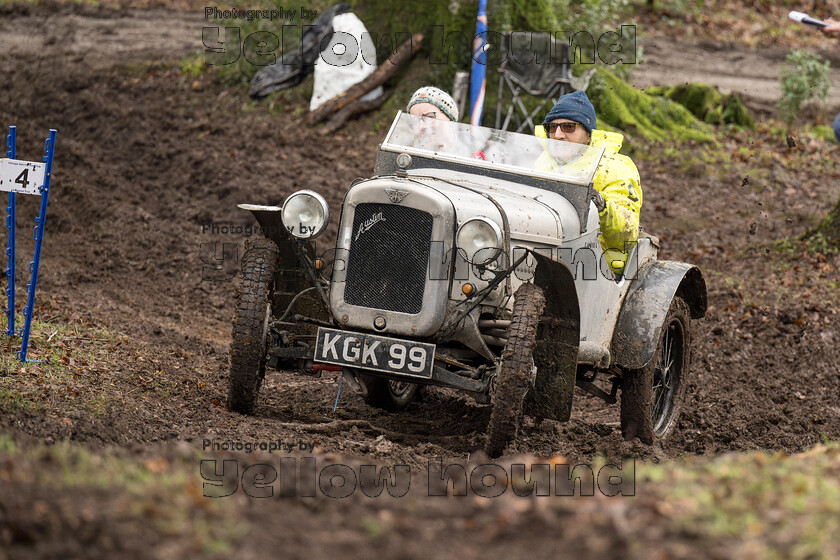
[389,380,411,397]
[651,321,682,433]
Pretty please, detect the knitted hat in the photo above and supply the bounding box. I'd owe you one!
[406,86,459,122]
[543,90,597,135]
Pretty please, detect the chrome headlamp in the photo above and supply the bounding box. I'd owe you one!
[457,217,502,266]
[281,190,329,239]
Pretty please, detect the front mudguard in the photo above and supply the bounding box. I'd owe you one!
[239,204,332,335]
[237,204,305,285]
[611,260,707,370]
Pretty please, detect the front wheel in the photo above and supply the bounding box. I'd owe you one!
[358,374,421,412]
[485,283,546,458]
[227,238,279,415]
[620,296,691,444]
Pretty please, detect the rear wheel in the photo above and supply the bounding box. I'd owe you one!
[358,375,421,412]
[620,296,691,444]
[227,238,279,415]
[485,283,546,458]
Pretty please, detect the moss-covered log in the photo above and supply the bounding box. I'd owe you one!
[589,69,715,143]
[645,83,755,129]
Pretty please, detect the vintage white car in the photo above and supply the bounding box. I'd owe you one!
[229,112,707,457]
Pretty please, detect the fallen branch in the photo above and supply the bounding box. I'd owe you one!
[296,418,463,444]
[307,33,423,125]
[320,90,393,135]
[298,419,410,442]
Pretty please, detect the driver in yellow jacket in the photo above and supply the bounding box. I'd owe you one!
[535,91,642,275]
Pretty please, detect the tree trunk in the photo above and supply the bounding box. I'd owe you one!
[320,91,393,135]
[307,33,423,126]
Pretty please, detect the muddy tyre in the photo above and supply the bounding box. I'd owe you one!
[620,296,691,444]
[485,283,546,458]
[358,375,420,412]
[227,238,279,415]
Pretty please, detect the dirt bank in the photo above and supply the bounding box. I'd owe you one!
[0,2,838,462]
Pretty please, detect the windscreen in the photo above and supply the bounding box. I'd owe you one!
[381,112,603,186]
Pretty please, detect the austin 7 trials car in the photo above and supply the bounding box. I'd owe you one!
[228,112,707,457]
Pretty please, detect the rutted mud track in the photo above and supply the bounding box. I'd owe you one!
[1,2,839,468]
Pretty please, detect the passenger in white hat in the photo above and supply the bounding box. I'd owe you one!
[406,86,459,122]
[404,86,461,151]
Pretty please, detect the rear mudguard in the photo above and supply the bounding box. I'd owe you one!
[612,261,707,370]
[523,253,580,422]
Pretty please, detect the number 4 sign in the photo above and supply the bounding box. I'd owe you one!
[0,159,46,196]
[2,126,57,362]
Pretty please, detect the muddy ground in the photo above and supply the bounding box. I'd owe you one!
[1,2,839,558]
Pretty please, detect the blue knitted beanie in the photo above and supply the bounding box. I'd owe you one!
[543,90,597,135]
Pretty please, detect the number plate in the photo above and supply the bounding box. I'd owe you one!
[314,327,435,379]
[0,159,47,195]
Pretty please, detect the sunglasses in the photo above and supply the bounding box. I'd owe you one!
[546,122,580,135]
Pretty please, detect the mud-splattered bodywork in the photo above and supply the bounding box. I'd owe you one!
[241,112,707,411]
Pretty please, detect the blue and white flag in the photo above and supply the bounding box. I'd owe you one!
[469,0,488,125]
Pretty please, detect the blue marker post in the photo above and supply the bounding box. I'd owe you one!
[1,126,57,362]
[18,130,57,362]
[5,127,16,337]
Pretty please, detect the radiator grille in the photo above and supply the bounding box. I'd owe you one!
[344,203,433,314]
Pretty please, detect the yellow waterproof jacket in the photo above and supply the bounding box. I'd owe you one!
[534,128,642,274]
